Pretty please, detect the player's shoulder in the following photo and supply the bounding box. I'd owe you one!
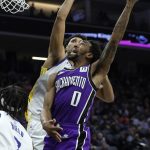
[0,110,10,118]
[47,58,71,73]
[0,110,6,118]
[40,67,48,75]
[54,57,71,69]
[0,111,9,127]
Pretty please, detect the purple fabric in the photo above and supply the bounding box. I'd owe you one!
[43,124,91,150]
[52,65,96,125]
[44,65,96,149]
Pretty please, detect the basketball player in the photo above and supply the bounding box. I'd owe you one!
[0,85,33,150]
[41,0,138,149]
[27,0,114,149]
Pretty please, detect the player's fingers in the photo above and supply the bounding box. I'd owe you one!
[51,126,63,131]
[52,131,62,142]
[46,119,55,124]
[54,134,62,143]
[53,118,57,124]
[53,131,62,139]
[49,131,62,142]
[46,119,59,126]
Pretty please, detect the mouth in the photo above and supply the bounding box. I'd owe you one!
[67,50,77,58]
[67,47,79,56]
[68,48,77,54]
[72,47,79,52]
[70,51,77,55]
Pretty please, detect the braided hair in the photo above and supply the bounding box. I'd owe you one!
[0,85,28,120]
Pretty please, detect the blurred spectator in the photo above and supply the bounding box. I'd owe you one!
[29,3,35,17]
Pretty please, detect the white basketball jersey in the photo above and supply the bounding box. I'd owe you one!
[27,58,71,119]
[0,111,33,150]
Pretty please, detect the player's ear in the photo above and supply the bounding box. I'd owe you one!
[86,52,93,59]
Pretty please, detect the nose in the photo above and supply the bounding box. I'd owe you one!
[74,44,78,48]
[74,42,80,48]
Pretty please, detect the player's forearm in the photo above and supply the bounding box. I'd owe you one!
[41,92,54,125]
[41,105,52,122]
[110,1,137,43]
[48,0,75,57]
[98,0,138,72]
[41,107,52,125]
[57,0,75,20]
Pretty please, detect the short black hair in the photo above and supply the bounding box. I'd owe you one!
[0,85,28,120]
[64,34,87,47]
[89,40,102,63]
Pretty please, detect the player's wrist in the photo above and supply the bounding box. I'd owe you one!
[43,119,53,124]
[42,119,53,127]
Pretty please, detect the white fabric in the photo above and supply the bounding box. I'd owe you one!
[0,111,33,150]
[0,0,29,14]
[28,59,71,117]
[27,58,71,150]
[27,113,46,150]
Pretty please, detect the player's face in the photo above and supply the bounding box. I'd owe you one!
[66,37,92,61]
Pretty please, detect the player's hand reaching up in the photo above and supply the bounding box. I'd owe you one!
[42,118,63,142]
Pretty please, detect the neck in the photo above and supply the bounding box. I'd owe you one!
[68,59,89,69]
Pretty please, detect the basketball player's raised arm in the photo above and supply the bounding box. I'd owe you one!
[96,75,114,103]
[43,0,75,68]
[91,0,138,78]
[41,73,63,142]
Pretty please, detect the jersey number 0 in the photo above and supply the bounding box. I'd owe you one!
[70,91,81,107]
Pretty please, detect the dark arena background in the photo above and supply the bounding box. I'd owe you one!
[0,0,150,149]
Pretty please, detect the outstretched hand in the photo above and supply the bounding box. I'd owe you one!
[43,118,63,142]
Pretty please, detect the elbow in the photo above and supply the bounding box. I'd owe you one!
[104,95,115,103]
[107,96,115,103]
[107,93,115,103]
[96,95,115,103]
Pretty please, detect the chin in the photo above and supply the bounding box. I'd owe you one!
[67,56,74,60]
[67,54,77,60]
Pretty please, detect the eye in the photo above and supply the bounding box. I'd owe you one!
[70,39,76,43]
[79,41,86,45]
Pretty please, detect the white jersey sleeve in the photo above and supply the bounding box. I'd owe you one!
[27,58,71,119]
[0,111,33,150]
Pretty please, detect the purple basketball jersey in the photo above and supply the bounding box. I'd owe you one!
[51,65,97,125]
[44,65,97,150]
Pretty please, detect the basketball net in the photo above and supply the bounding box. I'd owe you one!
[0,0,29,14]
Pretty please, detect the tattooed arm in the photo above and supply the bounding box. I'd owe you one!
[91,0,138,86]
